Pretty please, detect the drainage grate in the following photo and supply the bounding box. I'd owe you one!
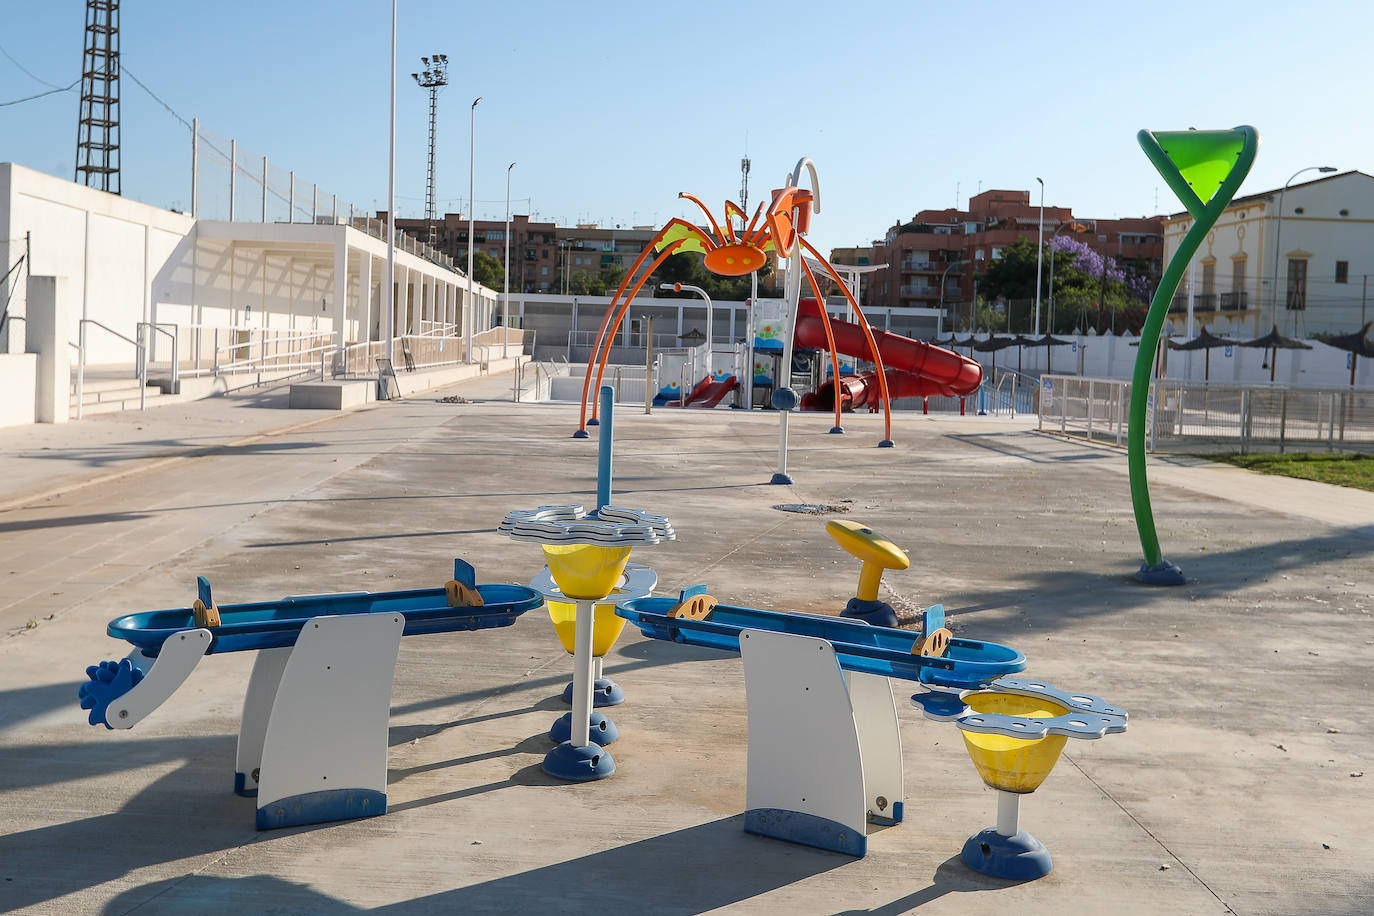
[772,503,851,515]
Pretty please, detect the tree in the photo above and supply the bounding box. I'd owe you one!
[975,236,1155,334]
[469,250,505,291]
[651,251,781,301]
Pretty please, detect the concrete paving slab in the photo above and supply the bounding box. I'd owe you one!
[0,393,1370,914]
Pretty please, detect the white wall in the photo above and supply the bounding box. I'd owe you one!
[981,331,1371,389]
[1,163,196,363]
[2,164,499,371]
[0,353,36,427]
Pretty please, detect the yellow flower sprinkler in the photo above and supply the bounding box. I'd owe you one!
[500,504,673,781]
[913,678,1128,879]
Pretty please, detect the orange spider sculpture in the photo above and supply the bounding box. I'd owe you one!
[575,186,820,436]
[658,189,812,276]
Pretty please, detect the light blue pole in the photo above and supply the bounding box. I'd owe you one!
[596,384,613,511]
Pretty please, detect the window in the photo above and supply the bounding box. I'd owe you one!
[540,267,548,276]
[1285,258,1308,311]
[487,230,505,241]
[1201,260,1216,310]
[990,247,1003,260]
[1225,257,1248,310]
[1336,260,1349,284]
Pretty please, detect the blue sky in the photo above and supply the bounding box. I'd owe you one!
[2,1,1369,252]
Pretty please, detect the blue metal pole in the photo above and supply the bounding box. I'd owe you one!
[596,384,614,511]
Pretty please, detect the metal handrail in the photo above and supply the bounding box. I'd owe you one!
[77,319,147,419]
[136,321,180,394]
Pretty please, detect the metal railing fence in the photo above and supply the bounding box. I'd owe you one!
[1039,375,1374,453]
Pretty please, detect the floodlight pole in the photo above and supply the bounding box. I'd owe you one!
[466,97,481,364]
[504,161,514,359]
[382,0,396,384]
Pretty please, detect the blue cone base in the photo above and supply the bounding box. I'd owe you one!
[572,429,590,439]
[542,741,615,782]
[878,439,895,448]
[561,677,625,707]
[769,473,794,485]
[1135,560,1185,586]
[829,426,845,434]
[961,828,1053,880]
[549,711,618,746]
[587,417,600,426]
[841,597,898,629]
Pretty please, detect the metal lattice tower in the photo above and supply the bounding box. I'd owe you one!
[74,0,121,194]
[739,156,751,230]
[411,54,448,243]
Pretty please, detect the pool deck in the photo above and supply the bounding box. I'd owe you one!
[1,373,1371,915]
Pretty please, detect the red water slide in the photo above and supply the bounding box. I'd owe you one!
[668,375,739,408]
[794,299,982,409]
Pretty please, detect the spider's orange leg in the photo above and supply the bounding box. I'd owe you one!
[741,200,766,247]
[800,237,893,446]
[678,192,726,247]
[588,240,686,418]
[799,257,846,433]
[578,225,678,434]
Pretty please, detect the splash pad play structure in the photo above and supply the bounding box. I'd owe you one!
[1129,126,1258,585]
[573,157,983,483]
[501,504,674,780]
[616,519,1128,876]
[79,562,541,829]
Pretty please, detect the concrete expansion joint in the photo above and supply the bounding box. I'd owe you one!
[1061,752,1231,909]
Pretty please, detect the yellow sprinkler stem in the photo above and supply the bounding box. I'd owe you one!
[825,519,910,602]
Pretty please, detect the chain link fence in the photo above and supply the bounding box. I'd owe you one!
[1040,375,1374,453]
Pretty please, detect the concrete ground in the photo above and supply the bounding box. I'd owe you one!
[0,372,1370,915]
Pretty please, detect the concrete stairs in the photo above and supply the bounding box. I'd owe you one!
[69,374,170,418]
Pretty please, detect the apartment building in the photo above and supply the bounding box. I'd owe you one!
[861,190,1164,321]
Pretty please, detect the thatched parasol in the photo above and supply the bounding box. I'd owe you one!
[973,335,1019,375]
[1316,322,1374,386]
[1166,326,1238,381]
[1238,323,1313,382]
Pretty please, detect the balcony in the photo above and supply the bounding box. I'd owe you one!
[1219,291,1248,311]
[1168,292,1218,313]
[900,259,934,271]
[899,284,936,297]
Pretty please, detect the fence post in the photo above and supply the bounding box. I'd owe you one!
[1327,392,1336,450]
[1087,380,1095,441]
[229,139,237,222]
[1239,389,1250,455]
[1116,382,1125,447]
[1279,390,1288,453]
[191,118,199,219]
[644,316,654,414]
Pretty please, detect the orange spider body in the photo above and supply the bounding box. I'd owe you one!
[657,188,813,278]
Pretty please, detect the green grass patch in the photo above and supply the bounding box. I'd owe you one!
[1210,452,1374,492]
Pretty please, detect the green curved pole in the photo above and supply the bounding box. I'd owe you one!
[1130,127,1258,584]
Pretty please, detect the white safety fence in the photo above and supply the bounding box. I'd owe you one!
[1039,375,1374,453]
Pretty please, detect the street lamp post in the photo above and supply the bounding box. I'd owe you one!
[659,280,714,395]
[938,259,967,329]
[1270,165,1336,336]
[382,0,396,387]
[504,161,514,359]
[466,96,481,364]
[1033,177,1045,335]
